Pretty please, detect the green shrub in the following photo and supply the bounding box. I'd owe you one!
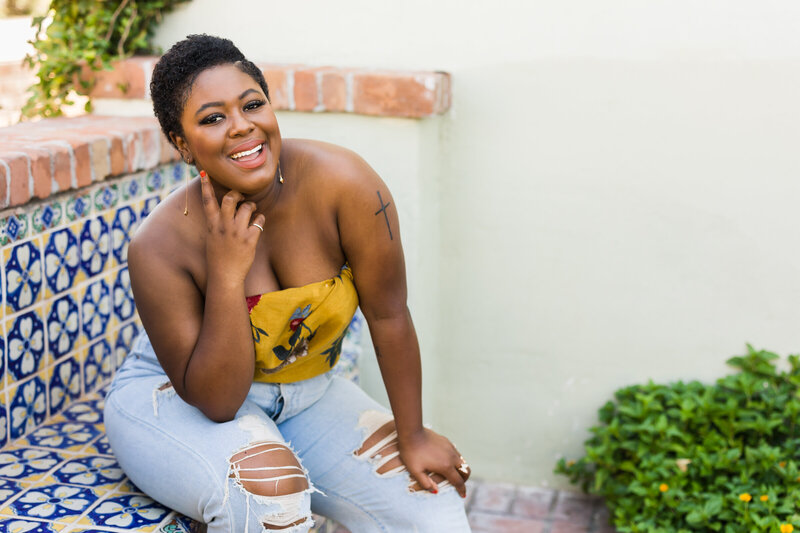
[556,346,800,533]
[22,0,189,119]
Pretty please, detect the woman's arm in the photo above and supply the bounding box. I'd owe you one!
[336,152,468,498]
[128,173,265,422]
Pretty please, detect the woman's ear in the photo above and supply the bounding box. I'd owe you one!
[170,132,194,165]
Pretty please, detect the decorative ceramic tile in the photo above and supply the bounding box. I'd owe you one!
[5,310,46,382]
[0,323,6,389]
[0,393,8,450]
[31,203,64,234]
[78,219,109,279]
[7,378,47,441]
[2,484,100,523]
[47,455,124,491]
[145,170,165,193]
[157,515,202,533]
[23,422,99,452]
[0,518,64,532]
[77,494,169,530]
[80,435,111,457]
[49,359,81,417]
[110,208,137,266]
[4,239,43,314]
[60,401,102,426]
[0,477,24,505]
[64,194,92,223]
[46,294,80,361]
[111,271,134,325]
[120,174,144,202]
[92,186,118,213]
[80,282,110,344]
[113,478,140,495]
[83,340,113,394]
[43,228,80,298]
[0,447,65,482]
[112,323,138,370]
[140,196,160,220]
[170,163,187,187]
[0,213,30,246]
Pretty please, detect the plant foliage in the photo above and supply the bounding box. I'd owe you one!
[22,0,188,119]
[556,346,800,533]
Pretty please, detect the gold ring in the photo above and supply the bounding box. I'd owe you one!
[251,222,264,232]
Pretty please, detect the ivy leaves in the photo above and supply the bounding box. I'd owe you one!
[22,0,188,119]
[557,345,800,532]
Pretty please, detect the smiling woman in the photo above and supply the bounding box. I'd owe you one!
[101,34,471,533]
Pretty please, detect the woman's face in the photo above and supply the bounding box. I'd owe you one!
[173,63,281,196]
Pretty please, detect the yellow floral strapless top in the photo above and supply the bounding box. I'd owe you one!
[247,266,359,383]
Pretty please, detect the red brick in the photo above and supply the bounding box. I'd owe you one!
[110,135,126,175]
[353,72,443,118]
[551,491,596,524]
[321,71,347,112]
[293,69,319,111]
[159,133,180,164]
[260,66,290,110]
[551,521,590,533]
[0,151,31,206]
[41,142,72,192]
[0,159,10,208]
[71,141,92,187]
[468,511,545,533]
[89,137,110,182]
[26,146,53,199]
[140,127,160,169]
[471,482,515,513]
[511,486,555,519]
[83,57,151,99]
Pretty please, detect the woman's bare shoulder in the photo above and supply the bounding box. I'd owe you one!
[129,186,200,268]
[287,139,379,190]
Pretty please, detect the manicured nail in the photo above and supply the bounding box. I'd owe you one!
[461,493,466,499]
[431,487,438,494]
[200,170,206,178]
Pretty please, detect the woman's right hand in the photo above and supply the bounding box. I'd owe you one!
[200,170,265,286]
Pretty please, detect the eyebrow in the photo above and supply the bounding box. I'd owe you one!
[194,89,262,116]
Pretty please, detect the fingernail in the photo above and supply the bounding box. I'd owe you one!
[200,170,206,178]
[431,488,438,494]
[461,493,466,499]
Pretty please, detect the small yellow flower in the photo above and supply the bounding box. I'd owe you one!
[760,495,768,502]
[780,461,787,468]
[780,524,794,533]
[567,460,575,467]
[739,493,752,502]
[796,476,800,482]
[659,483,668,492]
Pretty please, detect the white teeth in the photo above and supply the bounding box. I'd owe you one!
[231,144,263,159]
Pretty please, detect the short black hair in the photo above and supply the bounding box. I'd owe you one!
[151,34,270,148]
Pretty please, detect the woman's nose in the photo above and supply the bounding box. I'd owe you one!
[228,110,254,137]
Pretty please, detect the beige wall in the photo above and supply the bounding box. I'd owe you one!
[152,1,800,487]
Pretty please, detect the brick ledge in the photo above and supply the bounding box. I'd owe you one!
[82,57,451,119]
[0,116,177,209]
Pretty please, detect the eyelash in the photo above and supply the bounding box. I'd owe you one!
[199,100,266,125]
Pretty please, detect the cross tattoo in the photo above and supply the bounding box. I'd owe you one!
[374,190,393,240]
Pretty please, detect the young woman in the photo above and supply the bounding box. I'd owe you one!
[104,34,471,532]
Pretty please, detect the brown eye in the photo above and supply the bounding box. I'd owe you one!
[200,113,223,125]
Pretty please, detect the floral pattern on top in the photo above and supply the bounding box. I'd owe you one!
[47,294,80,359]
[7,311,46,381]
[8,484,98,520]
[0,448,62,480]
[9,378,47,440]
[44,227,79,295]
[79,217,109,277]
[5,240,42,312]
[90,494,169,529]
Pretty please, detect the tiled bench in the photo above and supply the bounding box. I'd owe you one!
[0,137,359,531]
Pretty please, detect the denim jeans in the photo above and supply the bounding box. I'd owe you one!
[104,332,471,532]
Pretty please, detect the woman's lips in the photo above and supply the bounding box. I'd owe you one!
[229,143,267,169]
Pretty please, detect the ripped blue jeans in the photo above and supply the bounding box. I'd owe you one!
[104,332,471,532]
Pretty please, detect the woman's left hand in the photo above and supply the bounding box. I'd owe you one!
[398,428,471,498]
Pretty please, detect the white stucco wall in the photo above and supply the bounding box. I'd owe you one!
[151,1,800,486]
